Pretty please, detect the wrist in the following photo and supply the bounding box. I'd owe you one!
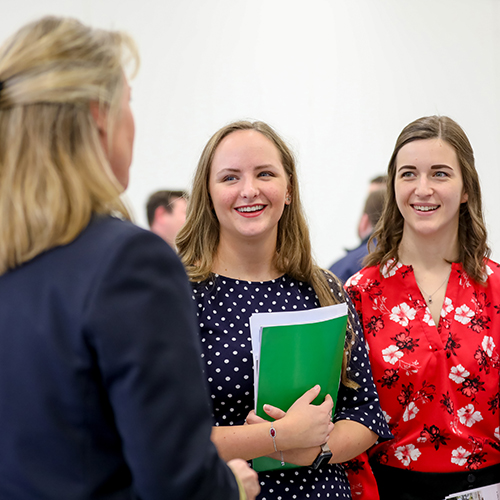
[269,422,285,466]
[310,442,332,470]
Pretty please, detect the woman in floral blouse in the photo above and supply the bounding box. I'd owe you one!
[344,116,500,500]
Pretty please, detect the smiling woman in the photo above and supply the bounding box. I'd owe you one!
[177,120,392,500]
[208,129,291,274]
[394,137,468,252]
[344,116,500,500]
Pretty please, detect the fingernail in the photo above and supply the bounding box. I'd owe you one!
[263,404,270,411]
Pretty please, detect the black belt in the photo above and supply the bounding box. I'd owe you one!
[371,461,500,500]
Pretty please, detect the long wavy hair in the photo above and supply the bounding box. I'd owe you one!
[177,120,358,388]
[0,16,139,275]
[366,116,490,283]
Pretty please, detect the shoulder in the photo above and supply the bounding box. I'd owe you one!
[56,215,184,293]
[344,263,381,288]
[485,259,500,283]
[79,215,178,264]
[319,268,344,296]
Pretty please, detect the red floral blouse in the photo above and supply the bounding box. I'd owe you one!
[344,259,500,497]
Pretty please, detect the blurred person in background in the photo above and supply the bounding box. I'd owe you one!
[146,189,188,249]
[329,176,387,283]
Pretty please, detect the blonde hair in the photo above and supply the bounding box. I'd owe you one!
[177,121,358,388]
[0,16,139,275]
[366,116,490,283]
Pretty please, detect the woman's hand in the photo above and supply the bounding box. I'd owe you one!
[227,458,260,500]
[247,385,334,451]
[246,401,333,466]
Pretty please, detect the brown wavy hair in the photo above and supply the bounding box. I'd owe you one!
[0,16,138,275]
[366,115,490,282]
[177,120,358,388]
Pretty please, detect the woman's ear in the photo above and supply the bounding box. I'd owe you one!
[89,101,108,137]
[461,190,469,204]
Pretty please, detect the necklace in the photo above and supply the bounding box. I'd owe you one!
[415,270,451,304]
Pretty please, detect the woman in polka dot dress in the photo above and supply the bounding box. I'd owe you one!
[177,121,392,499]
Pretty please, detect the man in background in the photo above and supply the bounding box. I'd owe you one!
[329,176,387,283]
[146,190,188,249]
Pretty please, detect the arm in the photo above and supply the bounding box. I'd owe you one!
[246,406,377,466]
[211,385,334,462]
[84,229,241,500]
[245,273,391,467]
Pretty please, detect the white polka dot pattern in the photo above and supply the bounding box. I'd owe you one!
[191,273,391,499]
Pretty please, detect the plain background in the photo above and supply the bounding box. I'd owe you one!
[2,0,499,266]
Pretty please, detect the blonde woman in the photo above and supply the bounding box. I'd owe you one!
[177,121,392,499]
[0,17,258,500]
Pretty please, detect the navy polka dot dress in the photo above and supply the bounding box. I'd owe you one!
[191,273,391,499]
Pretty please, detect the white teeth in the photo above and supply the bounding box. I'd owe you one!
[414,205,438,212]
[237,205,265,213]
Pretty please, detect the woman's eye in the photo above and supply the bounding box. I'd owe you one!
[401,171,414,178]
[258,171,273,178]
[222,175,236,182]
[434,171,448,178]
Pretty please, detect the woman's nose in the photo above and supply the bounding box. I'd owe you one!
[415,176,432,196]
[240,178,259,199]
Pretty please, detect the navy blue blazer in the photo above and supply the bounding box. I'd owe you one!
[0,216,238,500]
[329,237,371,284]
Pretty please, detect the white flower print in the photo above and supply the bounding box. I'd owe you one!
[400,359,420,375]
[451,446,471,466]
[381,259,403,278]
[454,305,474,325]
[403,402,419,422]
[486,265,493,276]
[450,416,463,437]
[345,272,362,287]
[382,345,403,365]
[423,311,436,326]
[390,302,416,327]
[495,427,500,441]
[449,364,470,384]
[395,444,421,466]
[372,295,389,314]
[458,273,471,288]
[383,411,391,424]
[441,297,454,318]
[481,336,495,357]
[457,404,483,427]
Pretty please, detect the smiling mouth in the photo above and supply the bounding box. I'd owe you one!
[236,205,265,213]
[412,204,439,212]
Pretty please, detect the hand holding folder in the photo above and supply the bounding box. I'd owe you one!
[250,303,348,472]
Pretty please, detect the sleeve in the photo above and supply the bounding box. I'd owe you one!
[324,274,392,441]
[83,230,239,500]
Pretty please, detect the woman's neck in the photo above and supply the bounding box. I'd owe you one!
[213,234,281,282]
[398,226,459,270]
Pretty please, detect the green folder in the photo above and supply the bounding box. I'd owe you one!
[250,303,348,472]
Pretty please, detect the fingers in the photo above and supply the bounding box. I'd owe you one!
[245,410,266,425]
[296,384,321,405]
[320,393,334,412]
[227,459,260,500]
[263,404,286,420]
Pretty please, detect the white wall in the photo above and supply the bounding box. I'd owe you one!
[3,0,500,266]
